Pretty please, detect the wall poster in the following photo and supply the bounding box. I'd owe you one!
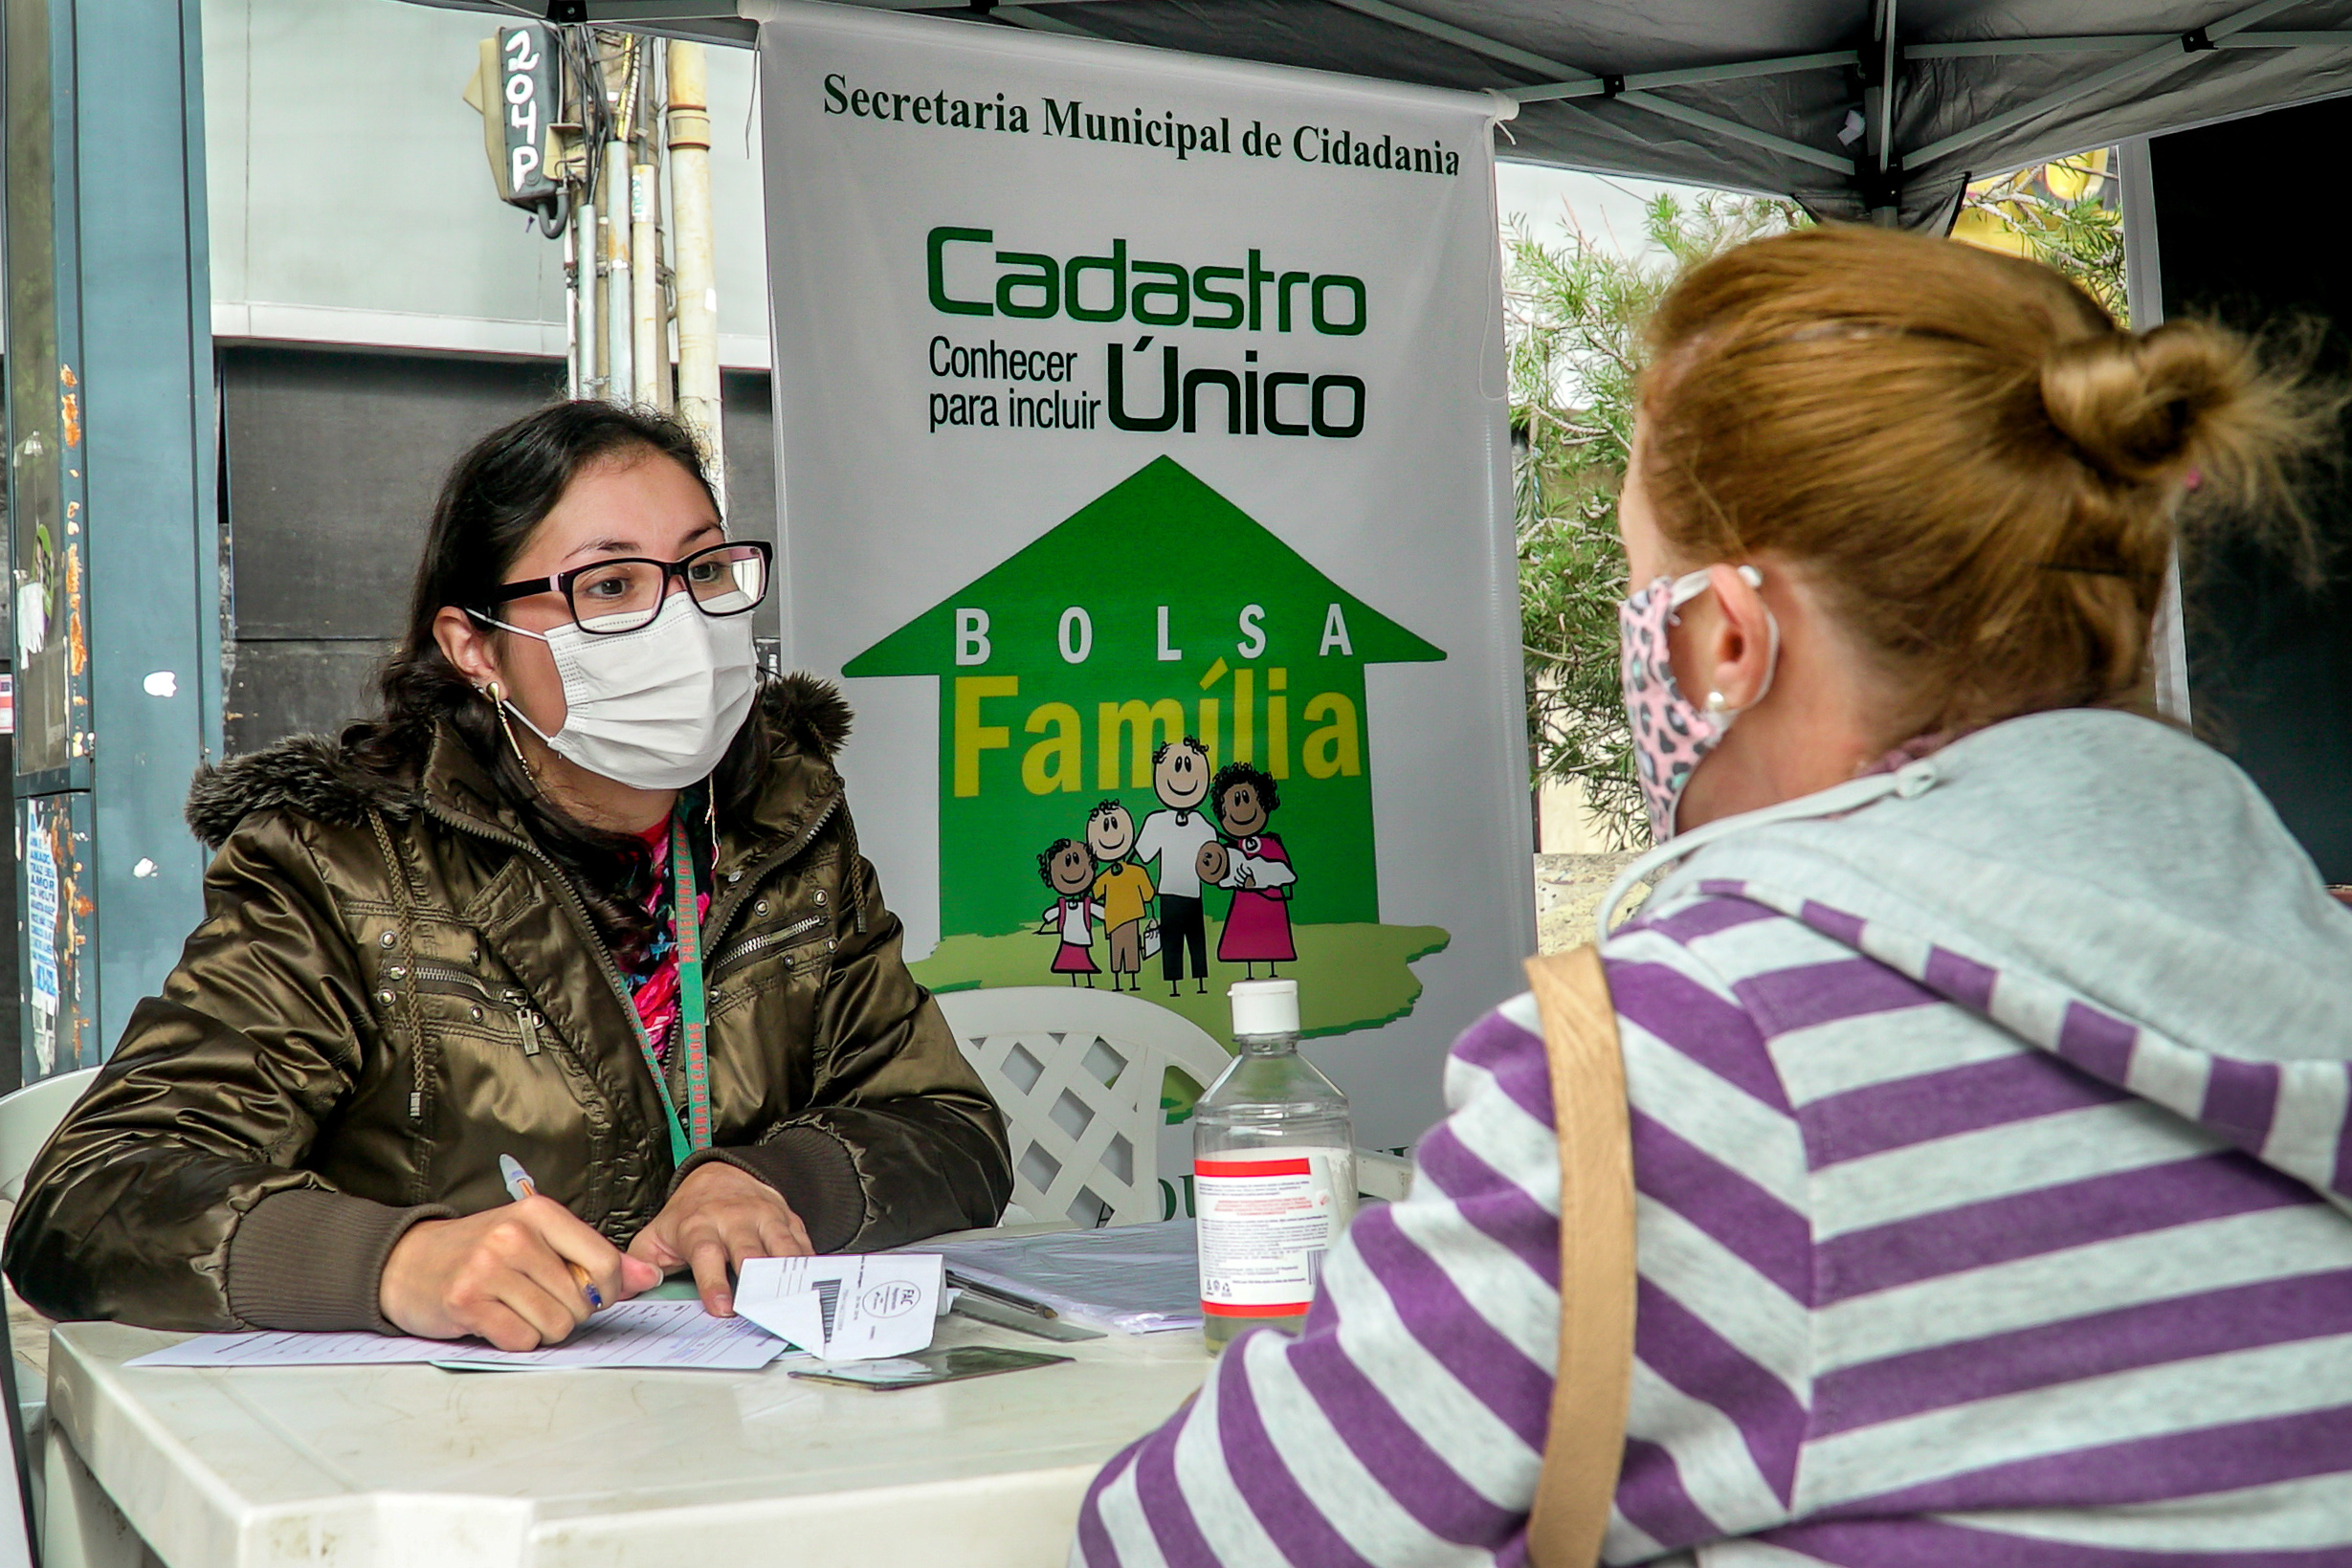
[754,0,1533,1149]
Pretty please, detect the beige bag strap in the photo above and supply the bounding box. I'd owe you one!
[1521,944,1638,1568]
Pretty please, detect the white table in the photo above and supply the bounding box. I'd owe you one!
[39,1299,1208,1568]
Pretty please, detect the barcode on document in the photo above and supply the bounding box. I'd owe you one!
[815,1278,841,1338]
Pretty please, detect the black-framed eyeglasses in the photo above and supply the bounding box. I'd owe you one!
[481,541,772,636]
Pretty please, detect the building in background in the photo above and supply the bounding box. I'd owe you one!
[205,0,779,753]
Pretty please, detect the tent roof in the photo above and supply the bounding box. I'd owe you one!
[407,0,2352,225]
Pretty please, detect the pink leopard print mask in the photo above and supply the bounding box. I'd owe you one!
[1618,565,1777,840]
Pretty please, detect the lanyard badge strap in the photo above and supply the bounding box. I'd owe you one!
[668,812,715,1155]
[628,814,715,1169]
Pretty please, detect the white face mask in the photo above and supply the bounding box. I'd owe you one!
[476,590,758,791]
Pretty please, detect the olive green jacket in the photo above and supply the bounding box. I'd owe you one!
[3,676,1010,1332]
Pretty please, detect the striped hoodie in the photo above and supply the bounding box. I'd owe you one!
[1075,710,2352,1566]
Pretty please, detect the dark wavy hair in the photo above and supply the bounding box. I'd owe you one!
[1036,837,1091,887]
[345,401,771,966]
[1210,762,1279,821]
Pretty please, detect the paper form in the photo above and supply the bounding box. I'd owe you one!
[128,1300,797,1373]
[914,1222,1204,1334]
[733,1254,943,1359]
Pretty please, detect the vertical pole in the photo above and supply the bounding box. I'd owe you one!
[632,162,665,409]
[604,138,634,405]
[2115,134,2191,725]
[1862,0,1900,225]
[3,0,217,1077]
[564,221,583,400]
[667,39,724,507]
[577,196,600,398]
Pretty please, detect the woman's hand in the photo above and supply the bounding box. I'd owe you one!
[380,1197,659,1350]
[628,1160,812,1315]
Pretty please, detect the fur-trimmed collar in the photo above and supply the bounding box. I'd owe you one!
[185,673,854,850]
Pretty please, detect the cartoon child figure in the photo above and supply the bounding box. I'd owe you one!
[1036,837,1103,987]
[1207,762,1297,980]
[1084,801,1155,992]
[1133,737,1219,997]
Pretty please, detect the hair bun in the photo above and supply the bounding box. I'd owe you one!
[2039,320,2252,486]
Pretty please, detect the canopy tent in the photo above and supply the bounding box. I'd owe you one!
[414,0,2352,225]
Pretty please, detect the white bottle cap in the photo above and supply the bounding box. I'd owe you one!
[1229,979,1299,1037]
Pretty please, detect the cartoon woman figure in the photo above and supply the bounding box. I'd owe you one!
[1206,762,1297,979]
[1036,837,1104,987]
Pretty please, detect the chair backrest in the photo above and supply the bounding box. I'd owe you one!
[937,987,1232,1228]
[0,1068,97,1205]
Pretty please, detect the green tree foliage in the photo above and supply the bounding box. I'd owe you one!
[1952,152,2127,321]
[1506,190,1805,848]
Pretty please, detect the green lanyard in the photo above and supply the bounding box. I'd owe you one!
[629,813,713,1167]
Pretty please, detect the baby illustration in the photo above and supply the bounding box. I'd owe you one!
[1206,762,1297,980]
[1085,801,1156,993]
[1036,837,1104,987]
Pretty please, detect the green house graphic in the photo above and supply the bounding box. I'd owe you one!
[846,456,1452,1040]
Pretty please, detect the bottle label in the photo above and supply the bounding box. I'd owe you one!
[1194,1152,1347,1319]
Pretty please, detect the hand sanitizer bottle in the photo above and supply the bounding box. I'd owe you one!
[1192,980,1355,1350]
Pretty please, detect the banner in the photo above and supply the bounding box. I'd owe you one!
[754,2,1533,1149]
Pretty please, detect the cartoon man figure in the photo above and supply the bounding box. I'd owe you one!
[1133,737,1218,996]
[1085,801,1155,992]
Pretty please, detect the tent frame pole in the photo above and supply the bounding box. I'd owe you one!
[1904,0,2308,166]
[1512,51,1856,101]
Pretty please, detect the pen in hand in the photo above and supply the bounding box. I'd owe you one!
[499,1154,605,1310]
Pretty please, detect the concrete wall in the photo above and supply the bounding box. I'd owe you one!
[201,0,772,366]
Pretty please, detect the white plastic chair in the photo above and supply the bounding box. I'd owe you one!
[0,1068,96,1206]
[0,1065,95,1554]
[936,987,1411,1229]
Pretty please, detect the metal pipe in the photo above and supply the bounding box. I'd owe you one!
[632,162,666,408]
[1617,91,1856,174]
[576,198,600,399]
[1908,36,2169,58]
[997,8,1096,34]
[1322,0,1588,81]
[604,139,634,404]
[1905,0,2306,167]
[1511,50,1856,101]
[564,220,583,401]
[668,39,724,507]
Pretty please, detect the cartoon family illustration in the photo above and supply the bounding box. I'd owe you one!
[1034,737,1298,992]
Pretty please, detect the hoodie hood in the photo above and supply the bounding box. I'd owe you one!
[1637,708,2352,1197]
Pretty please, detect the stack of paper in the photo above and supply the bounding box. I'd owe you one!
[127,1300,798,1372]
[128,1256,952,1373]
[917,1222,1202,1334]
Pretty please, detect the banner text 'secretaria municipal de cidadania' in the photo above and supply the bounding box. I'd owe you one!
[821,74,1465,175]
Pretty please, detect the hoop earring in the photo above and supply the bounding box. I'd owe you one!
[481,680,541,786]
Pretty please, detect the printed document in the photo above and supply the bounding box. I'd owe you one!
[918,1221,1203,1334]
[128,1300,796,1372]
[733,1253,942,1359]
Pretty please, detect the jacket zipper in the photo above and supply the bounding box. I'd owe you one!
[709,915,828,981]
[419,801,657,1055]
[699,796,840,953]
[417,791,840,1068]
[409,962,492,999]
[407,963,546,1055]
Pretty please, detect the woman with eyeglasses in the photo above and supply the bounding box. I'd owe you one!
[5,402,1010,1349]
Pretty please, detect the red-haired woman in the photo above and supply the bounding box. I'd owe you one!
[1076,225,2352,1565]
